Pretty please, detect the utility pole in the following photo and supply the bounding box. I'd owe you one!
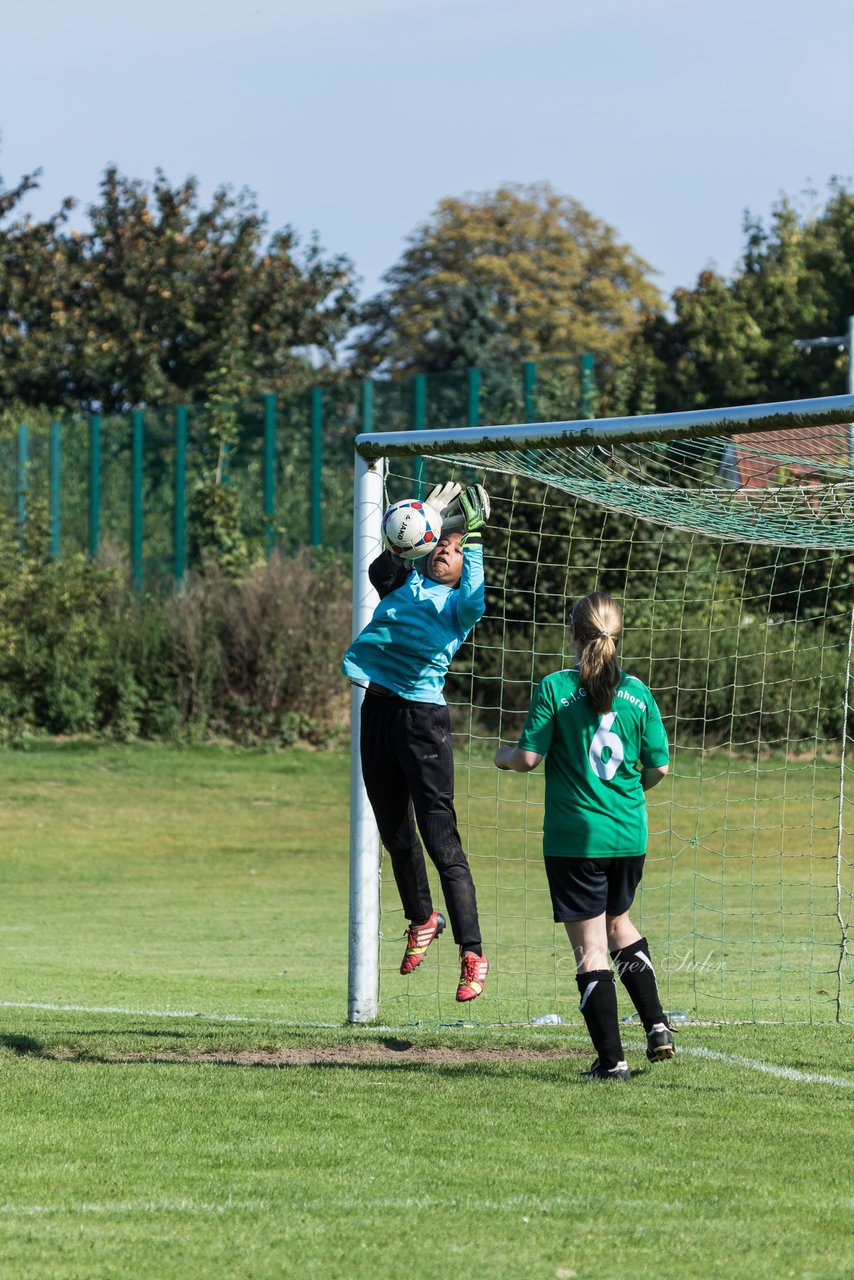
[793,316,854,458]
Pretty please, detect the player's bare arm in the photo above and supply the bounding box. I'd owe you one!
[494,745,543,772]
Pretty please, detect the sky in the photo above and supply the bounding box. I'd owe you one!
[2,0,854,309]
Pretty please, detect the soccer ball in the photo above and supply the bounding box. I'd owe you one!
[381,499,440,560]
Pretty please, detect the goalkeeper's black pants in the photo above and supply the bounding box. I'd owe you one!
[360,687,483,955]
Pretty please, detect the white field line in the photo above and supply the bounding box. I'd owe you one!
[0,1000,341,1029]
[676,1044,854,1089]
[0,1000,566,1035]
[2,1000,852,1089]
[0,1193,680,1217]
[0,1199,264,1217]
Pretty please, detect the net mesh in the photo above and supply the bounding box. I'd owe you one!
[407,424,854,548]
[372,422,854,1026]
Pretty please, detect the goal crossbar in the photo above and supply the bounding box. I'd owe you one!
[355,392,854,460]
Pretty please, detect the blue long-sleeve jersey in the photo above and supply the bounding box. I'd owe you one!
[341,545,485,704]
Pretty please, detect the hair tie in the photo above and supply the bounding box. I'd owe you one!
[598,631,611,639]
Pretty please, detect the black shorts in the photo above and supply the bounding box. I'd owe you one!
[544,855,645,922]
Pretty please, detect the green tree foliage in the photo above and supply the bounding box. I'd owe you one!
[637,271,766,412]
[355,183,662,376]
[0,171,78,409]
[412,281,516,373]
[184,305,258,580]
[0,164,358,414]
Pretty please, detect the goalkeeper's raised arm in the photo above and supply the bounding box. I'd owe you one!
[341,481,491,1006]
[452,483,488,632]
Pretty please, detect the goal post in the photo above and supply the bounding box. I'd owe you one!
[347,452,384,1023]
[347,393,854,1026]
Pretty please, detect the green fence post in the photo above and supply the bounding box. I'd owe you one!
[467,367,481,428]
[88,413,101,559]
[413,374,426,496]
[49,420,61,559]
[16,424,28,552]
[174,405,187,586]
[523,361,537,422]
[361,379,374,433]
[131,410,144,592]
[581,353,595,418]
[310,387,323,547]
[263,393,276,559]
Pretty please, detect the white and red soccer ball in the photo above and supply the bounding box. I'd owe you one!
[381,499,441,560]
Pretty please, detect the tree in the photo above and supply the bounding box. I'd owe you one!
[639,182,854,414]
[0,168,78,410]
[0,163,359,414]
[354,183,662,376]
[405,280,515,373]
[636,271,767,413]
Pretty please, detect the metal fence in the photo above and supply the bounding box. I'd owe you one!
[5,355,595,589]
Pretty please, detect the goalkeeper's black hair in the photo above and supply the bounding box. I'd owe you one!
[570,592,623,714]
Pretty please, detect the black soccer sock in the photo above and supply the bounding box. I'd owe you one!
[575,969,624,1069]
[611,936,666,1033]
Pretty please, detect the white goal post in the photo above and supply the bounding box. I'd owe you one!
[347,393,854,1025]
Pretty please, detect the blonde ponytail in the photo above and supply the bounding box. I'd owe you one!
[570,592,623,714]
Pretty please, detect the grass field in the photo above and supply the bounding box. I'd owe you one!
[1,742,853,1279]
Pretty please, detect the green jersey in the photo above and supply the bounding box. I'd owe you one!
[518,668,669,859]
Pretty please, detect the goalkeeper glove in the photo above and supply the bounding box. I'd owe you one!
[424,481,463,534]
[458,484,490,548]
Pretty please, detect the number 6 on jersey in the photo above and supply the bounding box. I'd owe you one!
[589,712,624,780]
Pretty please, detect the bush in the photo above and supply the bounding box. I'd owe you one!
[0,543,352,746]
[171,550,351,745]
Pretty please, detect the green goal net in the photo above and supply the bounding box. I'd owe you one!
[350,396,854,1027]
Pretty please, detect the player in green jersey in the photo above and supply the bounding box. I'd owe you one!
[494,591,674,1080]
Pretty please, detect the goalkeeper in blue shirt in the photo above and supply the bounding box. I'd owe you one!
[342,482,489,1003]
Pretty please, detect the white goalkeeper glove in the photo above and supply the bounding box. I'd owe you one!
[424,481,463,534]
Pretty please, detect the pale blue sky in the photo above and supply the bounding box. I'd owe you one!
[3,0,853,307]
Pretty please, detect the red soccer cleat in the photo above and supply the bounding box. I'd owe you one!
[456,950,489,1002]
[400,910,446,975]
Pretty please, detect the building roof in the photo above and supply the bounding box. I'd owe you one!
[728,424,849,488]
